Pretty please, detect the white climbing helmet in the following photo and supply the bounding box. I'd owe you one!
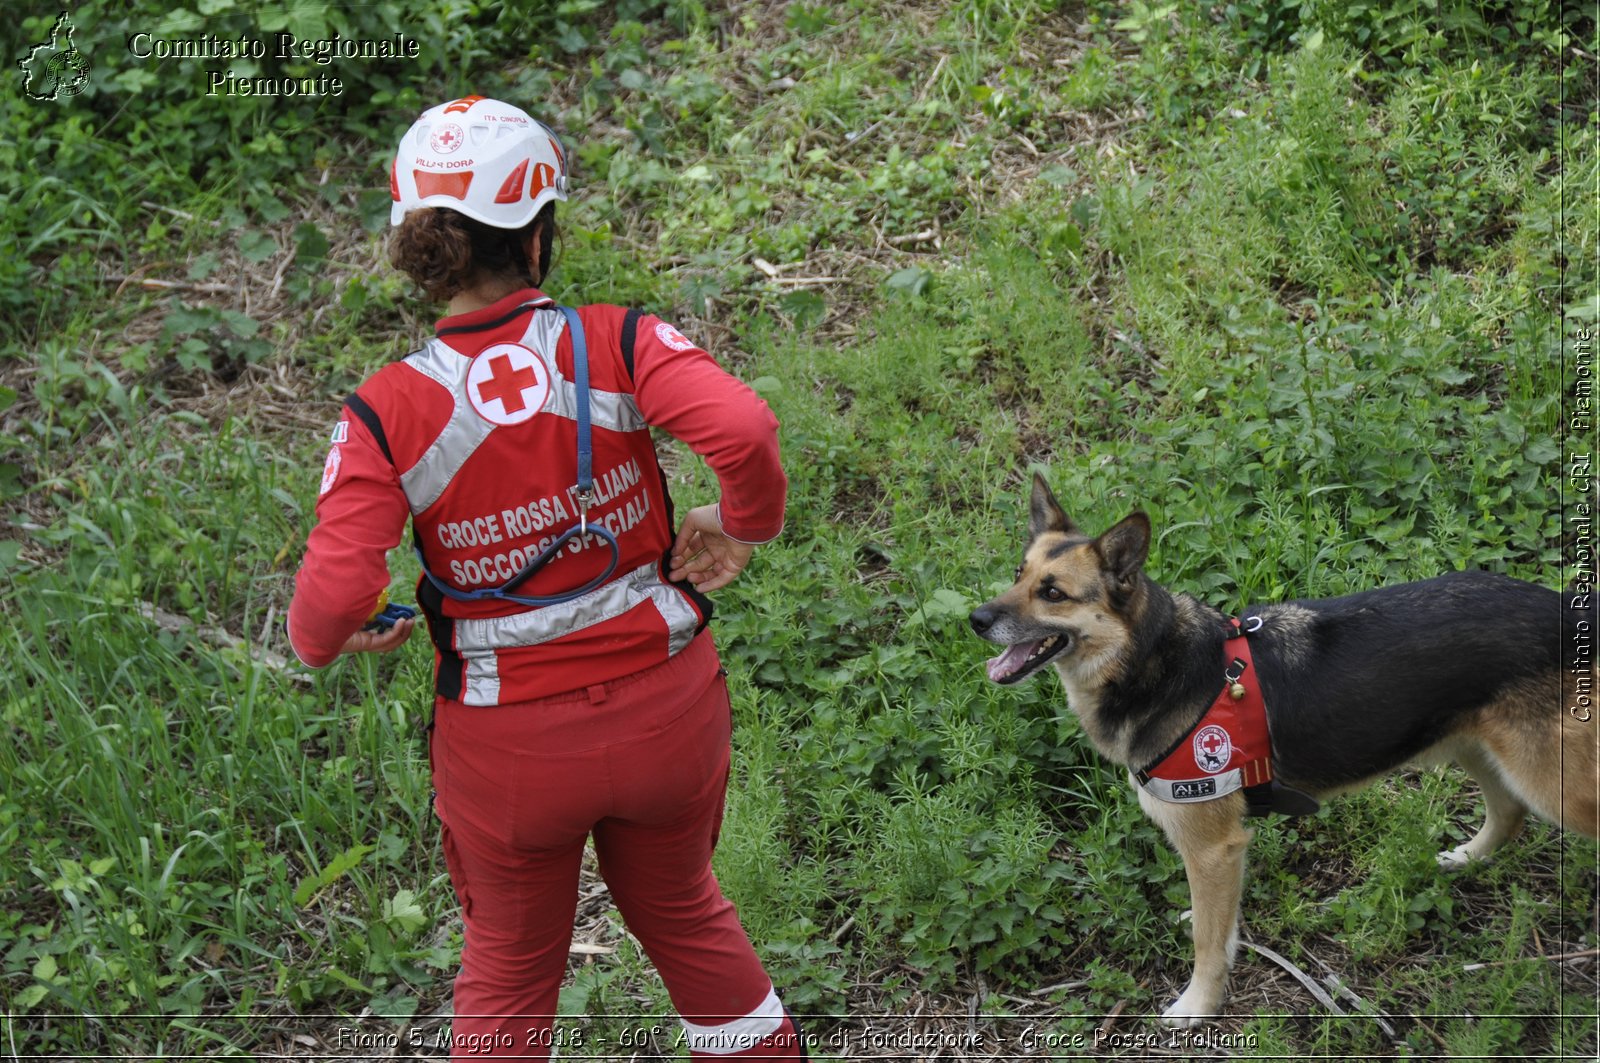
[389,95,569,229]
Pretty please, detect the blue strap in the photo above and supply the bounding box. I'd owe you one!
[414,303,620,608]
[418,522,619,607]
[559,305,594,500]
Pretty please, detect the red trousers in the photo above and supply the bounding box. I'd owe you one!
[430,632,805,1059]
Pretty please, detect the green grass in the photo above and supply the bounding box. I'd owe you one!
[2,0,1596,1058]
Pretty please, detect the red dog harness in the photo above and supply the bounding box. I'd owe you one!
[1136,618,1317,817]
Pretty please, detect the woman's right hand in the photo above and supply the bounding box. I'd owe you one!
[339,617,417,656]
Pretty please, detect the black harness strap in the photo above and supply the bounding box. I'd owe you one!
[344,392,394,465]
[620,307,641,381]
[418,569,464,702]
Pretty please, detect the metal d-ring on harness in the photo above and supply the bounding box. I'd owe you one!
[416,305,621,608]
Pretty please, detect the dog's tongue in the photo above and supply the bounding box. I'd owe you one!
[986,640,1041,683]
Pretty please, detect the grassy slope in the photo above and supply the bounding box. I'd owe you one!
[1,0,1595,1058]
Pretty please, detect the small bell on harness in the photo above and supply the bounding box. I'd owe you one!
[1224,655,1249,701]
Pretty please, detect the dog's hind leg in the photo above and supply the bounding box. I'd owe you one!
[1138,788,1252,1028]
[1471,683,1600,844]
[1438,743,1529,868]
[1526,711,1600,839]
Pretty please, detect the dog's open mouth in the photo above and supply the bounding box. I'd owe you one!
[985,634,1070,684]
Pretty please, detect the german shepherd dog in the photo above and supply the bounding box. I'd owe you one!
[969,475,1599,1026]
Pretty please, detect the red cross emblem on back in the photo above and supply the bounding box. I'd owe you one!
[478,354,538,413]
[466,343,551,426]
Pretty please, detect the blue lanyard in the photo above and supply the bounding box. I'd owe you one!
[416,304,621,607]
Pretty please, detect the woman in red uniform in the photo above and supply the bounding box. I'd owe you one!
[288,95,806,1060]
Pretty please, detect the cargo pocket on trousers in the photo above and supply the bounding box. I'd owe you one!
[425,719,440,820]
[439,822,474,921]
[709,669,733,850]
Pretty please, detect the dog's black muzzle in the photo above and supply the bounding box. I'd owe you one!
[968,603,1001,638]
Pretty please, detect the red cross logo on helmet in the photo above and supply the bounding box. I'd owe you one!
[429,122,464,154]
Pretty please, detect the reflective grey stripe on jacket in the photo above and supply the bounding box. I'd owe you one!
[397,309,648,515]
[454,561,702,706]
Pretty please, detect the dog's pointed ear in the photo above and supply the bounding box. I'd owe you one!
[1096,512,1150,585]
[1028,473,1078,538]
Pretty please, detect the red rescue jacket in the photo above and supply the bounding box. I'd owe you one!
[288,288,785,703]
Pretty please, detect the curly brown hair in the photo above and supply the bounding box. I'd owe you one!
[388,205,556,301]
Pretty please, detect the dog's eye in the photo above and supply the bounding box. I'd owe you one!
[1013,565,1023,582]
[1040,585,1069,603]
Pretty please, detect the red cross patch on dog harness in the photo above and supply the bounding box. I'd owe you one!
[1135,618,1274,806]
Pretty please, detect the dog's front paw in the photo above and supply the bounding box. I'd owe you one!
[1160,986,1219,1029]
[1436,845,1489,869]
